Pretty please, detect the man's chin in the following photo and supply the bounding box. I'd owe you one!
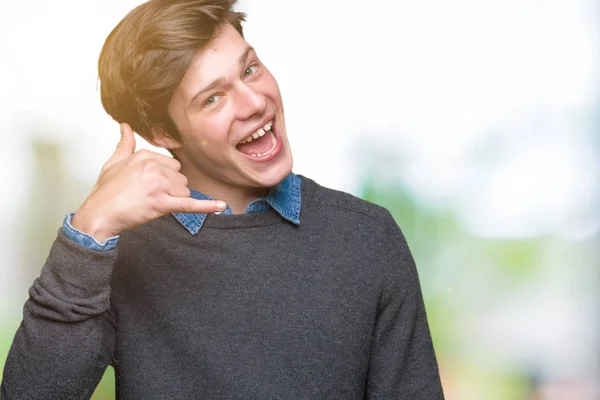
[241,155,293,189]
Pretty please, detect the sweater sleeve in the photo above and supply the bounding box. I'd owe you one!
[365,211,445,399]
[1,229,117,399]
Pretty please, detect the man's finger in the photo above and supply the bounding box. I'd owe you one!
[136,151,182,171]
[162,196,227,214]
[167,187,191,199]
[161,168,188,188]
[105,123,137,170]
[164,181,191,198]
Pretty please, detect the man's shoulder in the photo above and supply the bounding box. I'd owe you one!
[301,175,395,227]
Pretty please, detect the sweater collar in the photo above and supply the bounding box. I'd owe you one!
[172,172,302,235]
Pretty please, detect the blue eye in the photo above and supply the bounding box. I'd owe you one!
[244,64,258,77]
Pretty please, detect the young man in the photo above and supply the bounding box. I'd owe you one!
[2,0,444,398]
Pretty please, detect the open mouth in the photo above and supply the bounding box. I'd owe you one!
[235,119,280,159]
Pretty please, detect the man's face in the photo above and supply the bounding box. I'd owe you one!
[167,24,293,193]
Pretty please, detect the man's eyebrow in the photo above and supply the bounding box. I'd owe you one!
[188,46,255,106]
[189,77,226,105]
[238,46,254,66]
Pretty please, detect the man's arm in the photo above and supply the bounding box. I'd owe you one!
[2,123,227,398]
[365,211,444,399]
[1,230,117,399]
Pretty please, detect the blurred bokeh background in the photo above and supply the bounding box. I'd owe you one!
[1,0,598,398]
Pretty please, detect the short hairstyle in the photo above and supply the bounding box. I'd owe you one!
[98,0,246,140]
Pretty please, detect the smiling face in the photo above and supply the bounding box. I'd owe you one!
[163,24,293,199]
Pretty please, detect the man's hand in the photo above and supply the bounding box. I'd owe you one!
[71,123,226,242]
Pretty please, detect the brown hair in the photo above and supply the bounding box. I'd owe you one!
[98,0,246,140]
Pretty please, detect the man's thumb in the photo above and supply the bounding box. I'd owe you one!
[105,123,136,169]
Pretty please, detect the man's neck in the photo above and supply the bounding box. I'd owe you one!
[183,172,269,214]
[211,189,268,214]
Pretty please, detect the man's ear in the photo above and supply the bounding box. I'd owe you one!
[149,126,182,150]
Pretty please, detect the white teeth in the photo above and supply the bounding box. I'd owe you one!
[249,131,277,157]
[238,120,274,145]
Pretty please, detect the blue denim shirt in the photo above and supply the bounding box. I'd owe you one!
[63,172,302,251]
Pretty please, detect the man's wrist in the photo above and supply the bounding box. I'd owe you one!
[62,213,120,251]
[71,208,119,243]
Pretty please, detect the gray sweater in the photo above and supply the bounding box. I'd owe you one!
[2,176,444,399]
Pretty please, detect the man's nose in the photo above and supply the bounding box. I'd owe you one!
[235,83,267,120]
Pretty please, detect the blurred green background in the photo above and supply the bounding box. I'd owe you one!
[1,0,598,399]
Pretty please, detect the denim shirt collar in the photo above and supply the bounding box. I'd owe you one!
[172,172,302,235]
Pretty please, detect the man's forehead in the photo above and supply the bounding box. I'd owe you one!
[201,25,248,58]
[187,37,248,77]
[190,42,252,78]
